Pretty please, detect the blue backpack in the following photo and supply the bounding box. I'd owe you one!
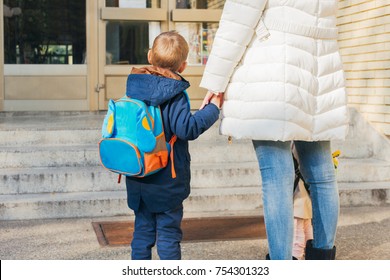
[98,95,177,181]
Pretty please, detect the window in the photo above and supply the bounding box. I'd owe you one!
[3,0,86,64]
[105,0,161,8]
[104,0,162,65]
[176,0,224,9]
[176,23,217,65]
[106,21,160,65]
[175,0,224,65]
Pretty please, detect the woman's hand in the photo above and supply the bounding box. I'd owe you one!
[200,91,224,110]
[210,95,222,108]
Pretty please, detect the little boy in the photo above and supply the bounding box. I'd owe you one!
[125,31,221,260]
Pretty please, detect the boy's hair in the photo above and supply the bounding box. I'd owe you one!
[150,31,189,72]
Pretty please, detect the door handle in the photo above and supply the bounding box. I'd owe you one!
[95,84,105,93]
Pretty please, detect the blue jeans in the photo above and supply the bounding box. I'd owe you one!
[131,200,183,260]
[252,140,339,260]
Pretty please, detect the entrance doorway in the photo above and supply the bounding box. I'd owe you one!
[0,0,225,111]
[1,0,92,111]
[97,0,224,110]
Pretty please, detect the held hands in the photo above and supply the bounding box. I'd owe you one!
[200,91,224,110]
[210,95,222,109]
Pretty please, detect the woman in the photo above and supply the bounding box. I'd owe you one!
[200,0,348,260]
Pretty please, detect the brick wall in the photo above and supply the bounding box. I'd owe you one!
[337,0,390,136]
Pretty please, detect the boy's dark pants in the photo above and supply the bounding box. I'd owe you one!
[131,200,183,260]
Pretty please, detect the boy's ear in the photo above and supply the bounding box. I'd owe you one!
[147,50,153,65]
[177,61,187,73]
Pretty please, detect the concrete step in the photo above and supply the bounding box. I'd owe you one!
[3,156,389,196]
[0,141,257,168]
[0,145,99,168]
[338,182,390,207]
[0,127,228,147]
[0,108,383,159]
[190,141,257,163]
[0,114,374,160]
[0,166,123,195]
[0,111,104,130]
[1,158,389,196]
[0,129,100,147]
[0,112,103,147]
[1,108,390,220]
[0,187,262,220]
[186,186,262,213]
[337,158,390,182]
[0,163,261,195]
[0,113,222,145]
[199,126,375,160]
[0,191,128,220]
[0,141,380,169]
[1,182,389,220]
[332,139,374,159]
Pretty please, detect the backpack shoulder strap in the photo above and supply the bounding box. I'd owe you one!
[182,89,191,108]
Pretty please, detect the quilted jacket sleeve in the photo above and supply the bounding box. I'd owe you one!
[199,0,268,92]
[168,93,220,141]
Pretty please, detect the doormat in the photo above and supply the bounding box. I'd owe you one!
[92,216,266,247]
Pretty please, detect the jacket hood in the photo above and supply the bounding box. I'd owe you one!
[126,66,190,106]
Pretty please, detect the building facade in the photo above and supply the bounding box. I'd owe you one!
[1,0,390,135]
[1,0,224,112]
[337,0,390,136]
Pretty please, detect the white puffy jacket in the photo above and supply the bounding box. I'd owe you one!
[200,0,349,141]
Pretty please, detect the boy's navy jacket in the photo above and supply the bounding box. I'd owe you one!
[125,66,220,213]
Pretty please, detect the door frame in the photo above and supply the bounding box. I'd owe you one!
[97,0,169,110]
[0,1,4,111]
[1,0,92,111]
[1,0,224,112]
[96,0,222,110]
[88,0,100,111]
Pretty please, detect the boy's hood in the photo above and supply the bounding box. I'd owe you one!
[126,66,190,106]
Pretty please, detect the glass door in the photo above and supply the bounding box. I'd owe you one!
[97,0,167,109]
[2,0,89,111]
[173,0,223,66]
[97,0,224,110]
[0,2,4,110]
[171,0,223,108]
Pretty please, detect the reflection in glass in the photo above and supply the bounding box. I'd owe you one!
[106,0,160,8]
[3,0,86,64]
[106,21,160,65]
[176,23,218,65]
[176,0,224,9]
